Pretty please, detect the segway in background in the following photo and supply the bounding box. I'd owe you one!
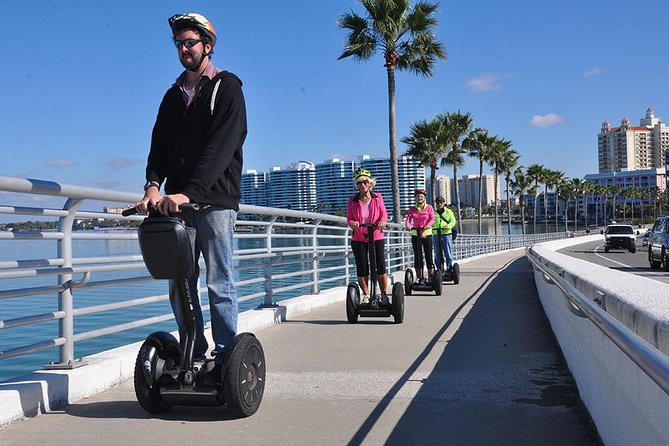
[346,223,404,324]
[122,204,265,418]
[434,228,460,285]
[404,227,442,296]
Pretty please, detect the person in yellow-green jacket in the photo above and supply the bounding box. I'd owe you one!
[405,189,435,283]
[432,196,457,274]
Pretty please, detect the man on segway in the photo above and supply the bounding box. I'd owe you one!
[433,197,457,275]
[135,12,245,367]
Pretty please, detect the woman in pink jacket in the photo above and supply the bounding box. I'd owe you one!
[405,189,435,283]
[346,168,389,303]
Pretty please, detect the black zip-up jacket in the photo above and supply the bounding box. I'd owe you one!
[146,70,246,211]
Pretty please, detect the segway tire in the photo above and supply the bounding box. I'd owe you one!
[433,270,443,296]
[391,282,404,324]
[134,332,180,414]
[223,334,266,418]
[346,283,360,324]
[404,269,414,296]
[453,263,460,285]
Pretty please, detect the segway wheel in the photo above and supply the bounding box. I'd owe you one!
[134,332,180,414]
[391,282,404,324]
[346,283,360,324]
[433,270,443,296]
[404,269,414,296]
[223,334,266,418]
[452,263,460,285]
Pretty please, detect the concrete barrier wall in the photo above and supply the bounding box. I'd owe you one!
[530,236,669,446]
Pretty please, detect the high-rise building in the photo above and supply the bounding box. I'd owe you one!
[435,175,453,204]
[266,161,317,212]
[456,174,499,207]
[598,107,669,173]
[240,170,267,207]
[359,155,425,218]
[315,158,357,214]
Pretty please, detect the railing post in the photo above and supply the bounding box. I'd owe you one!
[311,220,321,294]
[47,197,85,369]
[261,216,277,307]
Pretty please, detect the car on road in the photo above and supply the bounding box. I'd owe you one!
[648,216,669,270]
[601,224,636,253]
[642,229,651,246]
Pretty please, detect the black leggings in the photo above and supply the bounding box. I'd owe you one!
[411,235,434,270]
[352,239,387,278]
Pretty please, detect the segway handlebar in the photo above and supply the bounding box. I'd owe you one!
[122,203,201,217]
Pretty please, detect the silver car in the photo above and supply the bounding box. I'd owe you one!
[648,216,669,270]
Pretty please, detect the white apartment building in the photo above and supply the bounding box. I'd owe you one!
[598,107,669,173]
[456,174,500,207]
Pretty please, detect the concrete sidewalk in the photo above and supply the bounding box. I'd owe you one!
[0,249,600,445]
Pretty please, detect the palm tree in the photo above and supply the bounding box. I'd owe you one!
[526,164,544,234]
[338,0,447,223]
[402,116,447,204]
[510,167,534,235]
[441,111,473,233]
[462,128,495,234]
[497,147,519,235]
[488,137,513,235]
[650,186,661,219]
[570,178,583,231]
[542,169,562,232]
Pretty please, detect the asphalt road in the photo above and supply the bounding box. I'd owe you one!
[557,236,669,285]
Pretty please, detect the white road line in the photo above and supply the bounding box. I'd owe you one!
[593,243,668,278]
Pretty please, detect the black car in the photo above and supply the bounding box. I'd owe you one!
[648,216,669,270]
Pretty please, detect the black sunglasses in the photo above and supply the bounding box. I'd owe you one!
[174,38,202,49]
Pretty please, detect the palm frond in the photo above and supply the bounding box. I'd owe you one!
[337,12,377,60]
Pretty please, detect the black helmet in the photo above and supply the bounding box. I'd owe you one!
[169,13,217,47]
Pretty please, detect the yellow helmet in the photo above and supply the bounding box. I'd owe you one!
[353,168,372,180]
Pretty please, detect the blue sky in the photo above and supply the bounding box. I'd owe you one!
[2,0,669,196]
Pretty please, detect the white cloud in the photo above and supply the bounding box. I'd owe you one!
[466,74,501,92]
[584,67,602,77]
[529,113,564,128]
[106,157,140,172]
[47,159,79,167]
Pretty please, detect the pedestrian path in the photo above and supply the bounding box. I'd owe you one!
[0,249,600,445]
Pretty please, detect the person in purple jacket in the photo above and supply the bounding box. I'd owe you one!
[405,189,435,283]
[346,169,389,304]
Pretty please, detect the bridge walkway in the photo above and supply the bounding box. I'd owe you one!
[0,249,600,445]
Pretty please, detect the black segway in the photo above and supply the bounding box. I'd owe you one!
[404,228,442,296]
[122,204,265,418]
[435,228,460,285]
[346,223,404,324]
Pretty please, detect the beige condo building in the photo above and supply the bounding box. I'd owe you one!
[598,107,669,173]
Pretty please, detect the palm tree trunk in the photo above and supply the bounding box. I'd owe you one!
[493,169,499,235]
[454,164,462,233]
[478,160,483,235]
[506,178,512,235]
[544,186,548,233]
[430,165,437,205]
[386,65,401,224]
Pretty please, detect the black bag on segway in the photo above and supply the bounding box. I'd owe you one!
[452,228,458,241]
[137,216,197,280]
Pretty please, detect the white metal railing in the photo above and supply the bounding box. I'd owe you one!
[526,247,669,395]
[0,175,572,370]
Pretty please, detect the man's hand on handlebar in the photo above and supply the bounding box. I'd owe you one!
[157,193,191,215]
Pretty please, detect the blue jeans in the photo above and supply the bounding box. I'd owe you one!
[433,233,453,271]
[169,206,238,362]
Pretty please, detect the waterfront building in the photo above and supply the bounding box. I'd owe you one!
[266,161,317,212]
[358,155,425,217]
[315,158,357,215]
[241,170,267,207]
[584,167,666,220]
[456,174,500,208]
[598,107,669,173]
[435,175,453,204]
